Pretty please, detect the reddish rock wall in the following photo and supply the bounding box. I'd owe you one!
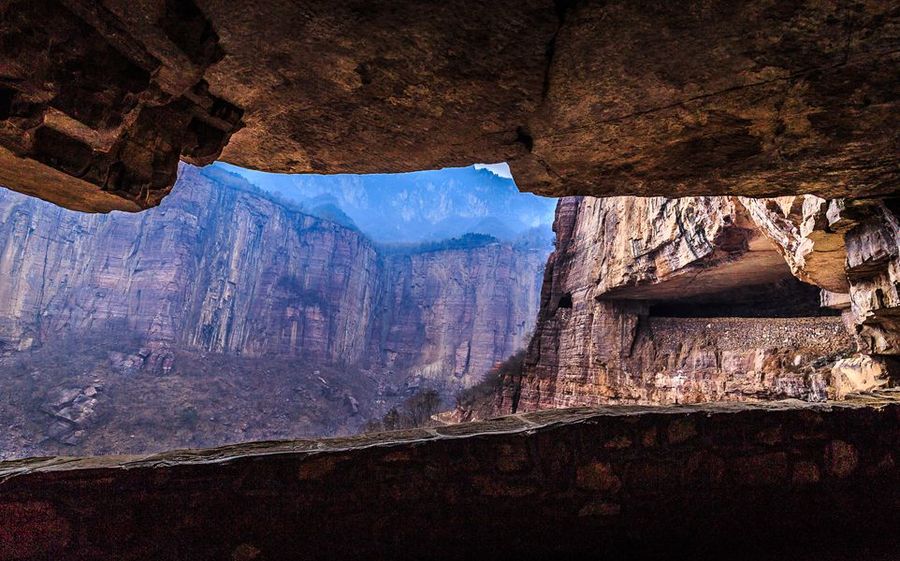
[508,195,864,414]
[744,195,900,357]
[0,165,545,388]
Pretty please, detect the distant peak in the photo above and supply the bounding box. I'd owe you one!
[473,162,513,179]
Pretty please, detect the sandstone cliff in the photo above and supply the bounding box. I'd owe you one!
[502,195,874,414]
[0,165,548,456]
[0,164,546,394]
[743,196,900,358]
[375,244,543,391]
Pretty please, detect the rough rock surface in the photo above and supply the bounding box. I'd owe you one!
[505,195,857,413]
[377,248,542,390]
[0,0,244,211]
[0,165,545,389]
[0,394,896,560]
[845,201,900,356]
[745,195,900,356]
[0,0,898,210]
[0,335,394,457]
[741,196,853,293]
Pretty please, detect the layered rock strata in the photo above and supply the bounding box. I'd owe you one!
[0,0,244,211]
[0,165,546,390]
[0,1,897,210]
[508,195,874,413]
[0,394,896,560]
[744,195,900,358]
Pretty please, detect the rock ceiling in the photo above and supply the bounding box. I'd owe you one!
[0,0,897,212]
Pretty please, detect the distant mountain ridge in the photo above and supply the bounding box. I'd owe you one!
[216,163,556,244]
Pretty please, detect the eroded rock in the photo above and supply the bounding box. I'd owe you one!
[501,195,856,413]
[490,190,900,415]
[746,195,900,357]
[0,165,546,398]
[1,1,898,210]
[0,0,243,211]
[831,355,888,398]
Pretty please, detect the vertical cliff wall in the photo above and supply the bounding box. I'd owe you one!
[507,195,871,413]
[0,165,547,389]
[0,166,382,365]
[375,244,544,391]
[742,196,900,359]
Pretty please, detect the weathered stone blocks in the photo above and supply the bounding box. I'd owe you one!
[0,396,895,560]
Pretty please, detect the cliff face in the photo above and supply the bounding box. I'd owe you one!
[0,165,546,387]
[507,195,868,413]
[743,196,900,358]
[0,166,382,366]
[376,246,543,390]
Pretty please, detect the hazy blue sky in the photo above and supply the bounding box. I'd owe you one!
[214,162,556,244]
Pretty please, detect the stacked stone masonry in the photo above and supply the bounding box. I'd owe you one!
[0,394,896,560]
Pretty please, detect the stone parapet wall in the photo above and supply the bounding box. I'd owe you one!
[0,394,897,560]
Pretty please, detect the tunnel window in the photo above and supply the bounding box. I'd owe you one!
[0,161,557,459]
[647,278,840,318]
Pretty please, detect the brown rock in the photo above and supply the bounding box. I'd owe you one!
[231,544,262,561]
[507,195,855,414]
[831,355,888,398]
[578,501,621,517]
[668,419,698,445]
[1,1,897,210]
[825,440,859,478]
[495,443,531,473]
[0,501,70,559]
[297,456,339,481]
[0,397,894,560]
[792,461,821,485]
[576,461,622,494]
[740,196,851,293]
[744,196,900,357]
[732,453,790,487]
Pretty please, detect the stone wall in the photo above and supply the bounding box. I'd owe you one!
[517,316,853,410]
[0,394,896,560]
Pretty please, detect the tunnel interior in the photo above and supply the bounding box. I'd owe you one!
[647,277,840,318]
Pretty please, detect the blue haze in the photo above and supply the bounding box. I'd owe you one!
[212,163,557,245]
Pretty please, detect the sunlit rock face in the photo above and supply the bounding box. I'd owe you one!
[0,1,897,210]
[0,165,545,391]
[506,195,869,413]
[745,195,900,357]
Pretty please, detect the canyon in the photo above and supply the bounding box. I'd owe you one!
[0,164,547,457]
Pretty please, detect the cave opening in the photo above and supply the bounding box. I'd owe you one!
[0,160,558,459]
[0,3,896,558]
[646,277,841,319]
